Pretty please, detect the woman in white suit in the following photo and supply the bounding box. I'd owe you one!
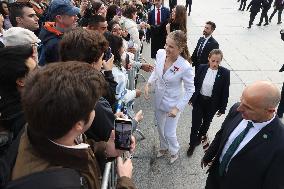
[145,30,195,164]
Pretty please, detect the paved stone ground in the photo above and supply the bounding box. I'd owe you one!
[132,0,284,188]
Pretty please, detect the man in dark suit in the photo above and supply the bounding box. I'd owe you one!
[257,0,273,26]
[187,49,230,156]
[201,81,284,189]
[246,0,263,28]
[185,0,192,16]
[269,0,284,24]
[239,0,248,10]
[191,21,219,71]
[147,0,170,58]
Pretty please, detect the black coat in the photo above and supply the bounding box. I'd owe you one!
[191,36,219,67]
[247,0,263,12]
[204,103,284,189]
[190,65,230,114]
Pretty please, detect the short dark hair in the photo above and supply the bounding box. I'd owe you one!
[60,28,109,64]
[123,5,137,19]
[9,2,33,27]
[88,14,106,27]
[209,49,223,60]
[206,21,216,30]
[0,45,33,91]
[106,4,118,23]
[22,61,106,139]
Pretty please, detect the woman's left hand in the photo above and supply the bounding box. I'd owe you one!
[168,107,179,118]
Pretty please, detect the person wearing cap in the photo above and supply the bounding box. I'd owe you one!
[38,0,79,65]
[3,27,41,63]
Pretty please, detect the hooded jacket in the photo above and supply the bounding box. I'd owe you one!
[38,22,63,65]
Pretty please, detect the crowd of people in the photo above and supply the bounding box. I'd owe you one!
[238,0,284,28]
[0,0,284,188]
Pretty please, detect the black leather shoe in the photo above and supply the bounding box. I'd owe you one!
[247,25,251,29]
[277,21,282,25]
[263,22,269,26]
[256,23,261,26]
[187,145,195,157]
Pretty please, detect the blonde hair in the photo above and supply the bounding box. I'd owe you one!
[167,30,191,63]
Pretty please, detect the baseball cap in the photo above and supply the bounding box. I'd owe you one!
[49,0,80,19]
[3,27,41,47]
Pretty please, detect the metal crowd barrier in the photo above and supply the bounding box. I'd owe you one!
[101,53,146,189]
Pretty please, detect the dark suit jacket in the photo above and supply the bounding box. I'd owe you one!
[147,6,170,58]
[247,0,263,12]
[203,103,284,189]
[191,36,219,67]
[274,0,284,9]
[190,65,230,114]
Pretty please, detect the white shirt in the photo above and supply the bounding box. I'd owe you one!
[219,115,276,170]
[200,68,218,97]
[200,35,211,52]
[50,135,90,149]
[155,7,162,25]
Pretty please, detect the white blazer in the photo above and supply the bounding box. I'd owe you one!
[148,49,195,112]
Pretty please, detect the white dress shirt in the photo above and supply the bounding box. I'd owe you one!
[219,115,276,169]
[200,68,218,97]
[200,35,211,52]
[155,7,162,25]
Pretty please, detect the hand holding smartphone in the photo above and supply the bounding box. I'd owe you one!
[114,118,132,151]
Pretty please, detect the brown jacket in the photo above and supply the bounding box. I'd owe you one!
[12,129,136,189]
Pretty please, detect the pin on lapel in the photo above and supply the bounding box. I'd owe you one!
[263,134,268,139]
[217,74,220,77]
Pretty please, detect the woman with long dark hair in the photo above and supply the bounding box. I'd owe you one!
[166,5,187,35]
[109,34,141,104]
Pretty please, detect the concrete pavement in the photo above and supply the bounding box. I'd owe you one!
[132,0,284,188]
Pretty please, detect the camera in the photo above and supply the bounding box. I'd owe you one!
[114,118,132,151]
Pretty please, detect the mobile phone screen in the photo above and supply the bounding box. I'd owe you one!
[103,47,112,61]
[115,119,132,150]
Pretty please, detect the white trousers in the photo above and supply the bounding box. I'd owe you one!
[155,109,181,155]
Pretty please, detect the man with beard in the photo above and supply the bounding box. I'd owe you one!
[38,0,79,65]
[191,21,219,71]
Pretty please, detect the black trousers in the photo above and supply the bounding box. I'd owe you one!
[190,95,215,146]
[277,83,284,118]
[249,11,259,26]
[259,7,270,24]
[239,0,247,10]
[269,8,283,23]
[185,0,192,15]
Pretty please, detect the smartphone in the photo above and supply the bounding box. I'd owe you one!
[125,53,130,70]
[114,118,132,151]
[103,47,112,61]
[116,8,122,17]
